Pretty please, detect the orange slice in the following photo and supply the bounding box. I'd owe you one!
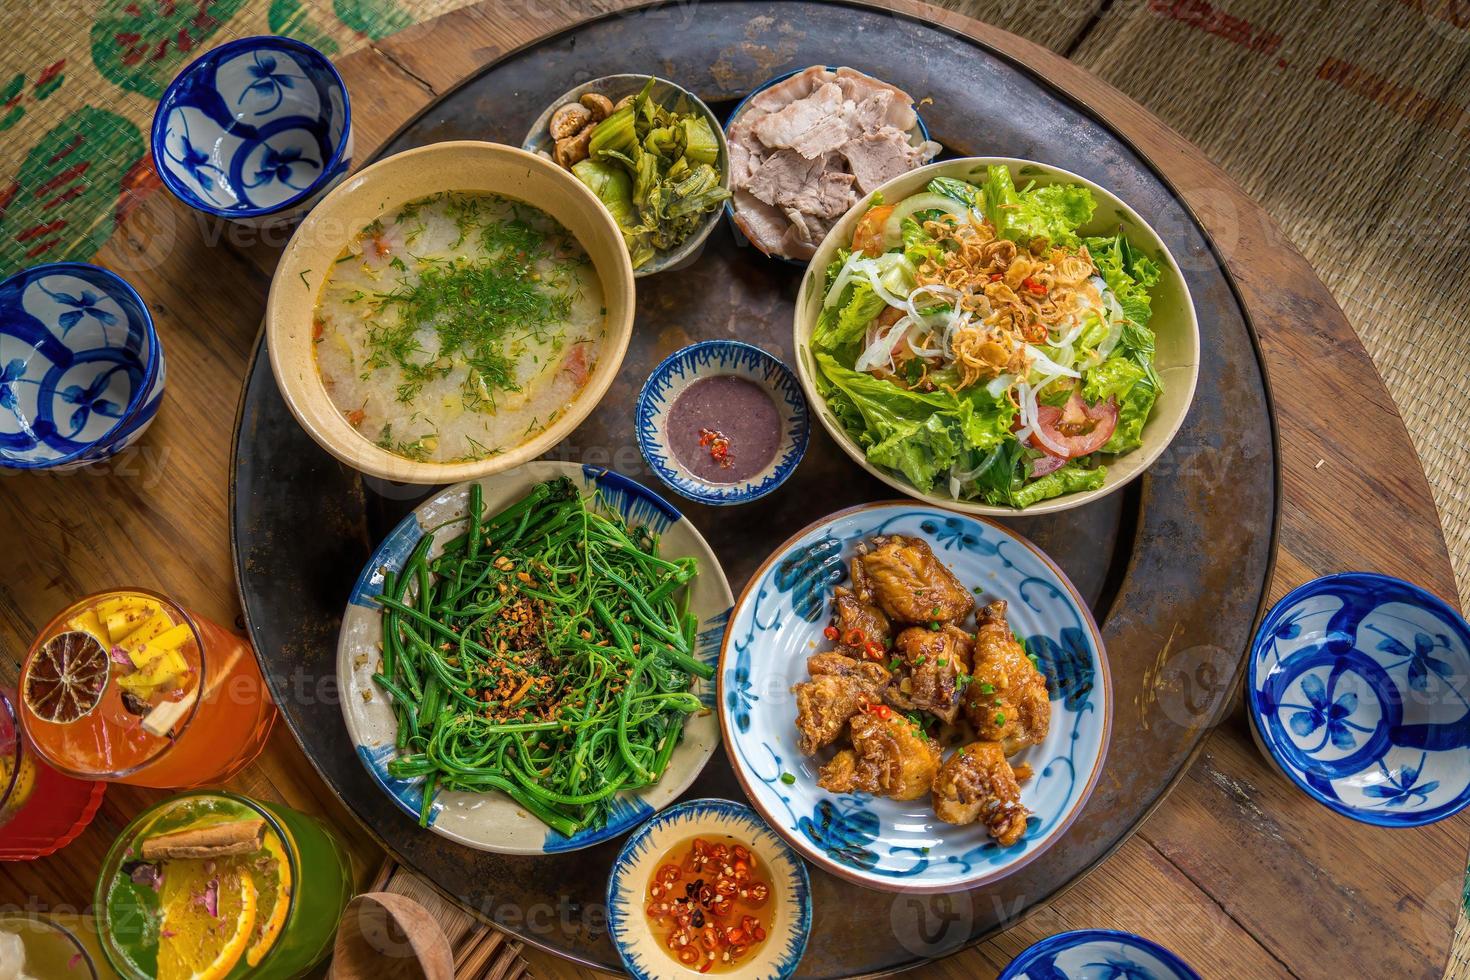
[157,860,257,980]
[244,832,292,967]
[23,630,109,724]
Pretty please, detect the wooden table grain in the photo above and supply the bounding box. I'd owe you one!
[0,2,1463,978]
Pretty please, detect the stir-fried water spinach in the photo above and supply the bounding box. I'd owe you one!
[371,477,710,836]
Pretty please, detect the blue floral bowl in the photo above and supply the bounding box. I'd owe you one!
[999,930,1200,980]
[718,502,1111,893]
[607,798,811,980]
[151,35,351,225]
[636,340,808,506]
[1248,572,1470,827]
[0,262,165,470]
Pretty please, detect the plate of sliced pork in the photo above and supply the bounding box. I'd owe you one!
[725,66,941,262]
[717,501,1111,892]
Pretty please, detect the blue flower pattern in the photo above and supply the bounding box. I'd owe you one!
[1282,673,1370,751]
[239,51,304,115]
[0,358,29,410]
[244,144,321,192]
[59,367,126,437]
[36,283,118,336]
[1363,755,1439,808]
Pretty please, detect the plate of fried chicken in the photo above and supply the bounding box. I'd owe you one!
[718,503,1110,892]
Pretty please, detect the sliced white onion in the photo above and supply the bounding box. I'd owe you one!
[1025,345,1080,379]
[985,373,1016,398]
[854,316,912,373]
[823,251,873,308]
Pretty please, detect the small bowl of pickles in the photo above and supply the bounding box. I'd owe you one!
[524,74,730,276]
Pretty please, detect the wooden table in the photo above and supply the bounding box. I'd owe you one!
[1,2,1464,978]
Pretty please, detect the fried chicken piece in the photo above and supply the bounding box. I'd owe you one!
[963,600,1050,755]
[884,625,972,724]
[831,585,891,657]
[850,555,876,604]
[932,741,1029,845]
[793,654,889,754]
[856,535,974,624]
[816,709,939,801]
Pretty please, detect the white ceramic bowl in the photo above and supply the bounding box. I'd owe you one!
[793,157,1200,515]
[337,462,733,853]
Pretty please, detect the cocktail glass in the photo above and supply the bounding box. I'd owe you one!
[18,589,276,788]
[96,790,354,979]
[0,912,98,978]
[0,688,105,860]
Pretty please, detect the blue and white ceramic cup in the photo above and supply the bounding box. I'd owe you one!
[0,263,165,470]
[151,35,352,226]
[1248,571,1470,827]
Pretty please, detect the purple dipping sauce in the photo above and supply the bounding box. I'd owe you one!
[666,375,782,484]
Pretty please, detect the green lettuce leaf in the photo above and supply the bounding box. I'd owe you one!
[1082,355,1156,454]
[1011,463,1106,508]
[901,217,942,266]
[812,282,885,353]
[980,165,1095,248]
[816,354,1014,492]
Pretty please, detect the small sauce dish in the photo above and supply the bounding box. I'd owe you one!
[1247,571,1470,827]
[607,798,811,980]
[0,262,165,470]
[152,35,351,226]
[636,340,807,506]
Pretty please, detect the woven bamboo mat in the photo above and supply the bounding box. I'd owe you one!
[1,0,1466,976]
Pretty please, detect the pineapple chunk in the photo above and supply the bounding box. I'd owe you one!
[127,624,194,671]
[114,609,172,650]
[117,650,189,697]
[65,609,109,644]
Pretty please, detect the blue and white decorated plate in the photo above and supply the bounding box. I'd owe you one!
[337,461,733,853]
[998,930,1200,980]
[608,799,810,980]
[636,340,808,505]
[0,262,165,470]
[718,502,1111,893]
[152,35,351,224]
[1248,572,1470,827]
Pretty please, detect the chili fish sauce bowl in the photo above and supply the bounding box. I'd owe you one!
[793,157,1200,516]
[1247,572,1470,827]
[0,263,165,470]
[337,461,733,854]
[152,35,351,225]
[718,503,1111,894]
[607,799,811,979]
[636,341,809,506]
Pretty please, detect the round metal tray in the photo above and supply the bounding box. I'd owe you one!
[231,2,1278,973]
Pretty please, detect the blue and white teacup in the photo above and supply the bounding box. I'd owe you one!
[151,36,351,226]
[0,263,165,470]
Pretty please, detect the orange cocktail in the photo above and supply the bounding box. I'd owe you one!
[18,589,277,788]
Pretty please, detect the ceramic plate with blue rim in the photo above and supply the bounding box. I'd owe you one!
[152,35,351,224]
[636,340,808,505]
[998,930,1200,980]
[718,502,1111,893]
[607,798,811,979]
[1248,572,1470,827]
[0,262,165,470]
[336,461,734,854]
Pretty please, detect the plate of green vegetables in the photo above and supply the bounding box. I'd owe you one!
[524,74,731,276]
[337,461,733,853]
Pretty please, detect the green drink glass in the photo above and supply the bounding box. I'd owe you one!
[95,790,353,980]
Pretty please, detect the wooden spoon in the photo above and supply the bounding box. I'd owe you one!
[327,892,455,980]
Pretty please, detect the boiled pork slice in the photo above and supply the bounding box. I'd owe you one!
[841,127,942,194]
[748,65,836,113]
[752,83,845,154]
[835,67,920,131]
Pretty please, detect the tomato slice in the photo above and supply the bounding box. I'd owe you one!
[852,204,895,257]
[1032,393,1118,458]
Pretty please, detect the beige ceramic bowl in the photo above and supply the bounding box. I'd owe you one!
[267,141,636,483]
[793,157,1200,515]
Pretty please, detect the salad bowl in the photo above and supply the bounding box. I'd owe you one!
[0,263,165,470]
[717,502,1110,893]
[793,157,1200,515]
[337,461,733,854]
[152,35,351,225]
[1248,572,1470,827]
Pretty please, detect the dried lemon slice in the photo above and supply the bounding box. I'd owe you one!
[23,630,109,724]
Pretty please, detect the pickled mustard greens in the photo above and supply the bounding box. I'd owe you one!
[570,80,729,268]
[372,477,710,837]
[313,192,607,463]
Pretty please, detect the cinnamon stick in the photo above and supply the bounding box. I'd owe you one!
[140,818,266,860]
